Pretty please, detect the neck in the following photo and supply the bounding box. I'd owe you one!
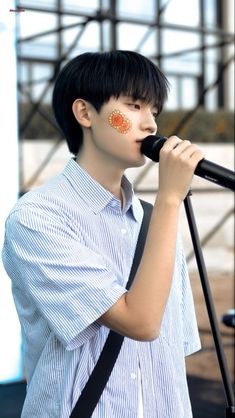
[76,149,124,201]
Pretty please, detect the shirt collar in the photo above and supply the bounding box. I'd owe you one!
[62,159,141,222]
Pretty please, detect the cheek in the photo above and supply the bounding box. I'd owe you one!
[108,109,132,134]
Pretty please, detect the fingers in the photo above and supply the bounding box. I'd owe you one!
[158,135,205,203]
[161,135,182,151]
[160,136,204,169]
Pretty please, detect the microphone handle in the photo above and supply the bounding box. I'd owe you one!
[195,159,235,191]
[150,136,235,191]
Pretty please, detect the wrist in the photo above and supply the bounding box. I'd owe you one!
[155,192,182,209]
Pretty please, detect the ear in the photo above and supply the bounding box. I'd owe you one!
[72,99,92,128]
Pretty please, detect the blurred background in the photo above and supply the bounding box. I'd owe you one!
[0,0,234,417]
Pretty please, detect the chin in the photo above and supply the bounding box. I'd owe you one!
[126,154,146,169]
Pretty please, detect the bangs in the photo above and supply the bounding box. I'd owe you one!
[111,52,169,111]
[74,51,169,113]
[52,50,169,155]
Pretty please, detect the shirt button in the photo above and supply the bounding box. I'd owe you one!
[121,228,127,235]
[130,372,137,380]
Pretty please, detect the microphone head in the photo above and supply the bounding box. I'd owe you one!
[141,135,167,162]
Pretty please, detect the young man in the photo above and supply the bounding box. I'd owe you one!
[2,51,204,417]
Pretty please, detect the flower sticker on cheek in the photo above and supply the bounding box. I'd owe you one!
[108,110,131,134]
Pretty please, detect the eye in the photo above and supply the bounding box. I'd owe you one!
[152,112,158,120]
[128,103,140,110]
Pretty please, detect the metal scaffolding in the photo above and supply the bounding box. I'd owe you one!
[15,0,234,193]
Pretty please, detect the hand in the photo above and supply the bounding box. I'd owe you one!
[158,135,204,205]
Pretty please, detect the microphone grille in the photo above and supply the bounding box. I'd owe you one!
[141,135,166,162]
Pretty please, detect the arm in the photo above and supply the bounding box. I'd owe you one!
[100,137,204,341]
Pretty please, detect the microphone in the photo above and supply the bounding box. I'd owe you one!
[141,135,235,192]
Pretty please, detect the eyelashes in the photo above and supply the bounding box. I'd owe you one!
[152,112,158,120]
[128,103,158,121]
[108,110,132,134]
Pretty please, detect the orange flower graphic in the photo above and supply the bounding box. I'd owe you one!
[110,111,124,127]
[108,109,131,133]
[118,120,130,133]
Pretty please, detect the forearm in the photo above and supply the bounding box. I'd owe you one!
[100,136,204,340]
[124,195,180,339]
[100,195,181,341]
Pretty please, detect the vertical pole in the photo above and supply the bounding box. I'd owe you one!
[198,0,206,106]
[109,0,117,50]
[0,0,22,382]
[184,194,235,412]
[99,0,104,52]
[216,0,225,107]
[223,0,234,110]
[57,0,62,64]
[156,0,162,69]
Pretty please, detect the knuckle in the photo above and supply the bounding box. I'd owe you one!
[194,150,204,160]
[169,135,179,141]
[160,144,171,155]
[189,160,196,168]
[159,147,167,156]
[179,153,187,162]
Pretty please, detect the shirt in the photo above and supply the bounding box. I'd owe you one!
[2,158,201,418]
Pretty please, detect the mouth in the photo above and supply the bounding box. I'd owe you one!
[135,140,146,156]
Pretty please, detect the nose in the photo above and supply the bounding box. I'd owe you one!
[140,113,157,135]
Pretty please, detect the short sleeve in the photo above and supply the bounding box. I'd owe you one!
[2,207,127,349]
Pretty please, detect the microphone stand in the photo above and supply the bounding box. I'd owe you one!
[184,190,235,417]
[140,135,235,414]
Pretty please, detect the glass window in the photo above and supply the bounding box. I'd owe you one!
[19,11,57,38]
[204,34,220,63]
[163,75,198,110]
[181,77,197,108]
[61,16,86,54]
[30,76,53,103]
[205,61,218,110]
[19,35,57,60]
[162,0,199,27]
[164,76,179,110]
[33,63,53,82]
[204,0,217,29]
[162,30,201,75]
[117,0,155,20]
[62,0,99,12]
[203,34,221,110]
[163,53,201,77]
[68,21,100,54]
[101,21,112,50]
[162,29,200,55]
[118,23,155,51]
[18,0,57,7]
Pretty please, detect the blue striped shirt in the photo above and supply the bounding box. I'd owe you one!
[2,158,201,417]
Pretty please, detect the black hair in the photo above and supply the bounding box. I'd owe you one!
[52,50,169,155]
